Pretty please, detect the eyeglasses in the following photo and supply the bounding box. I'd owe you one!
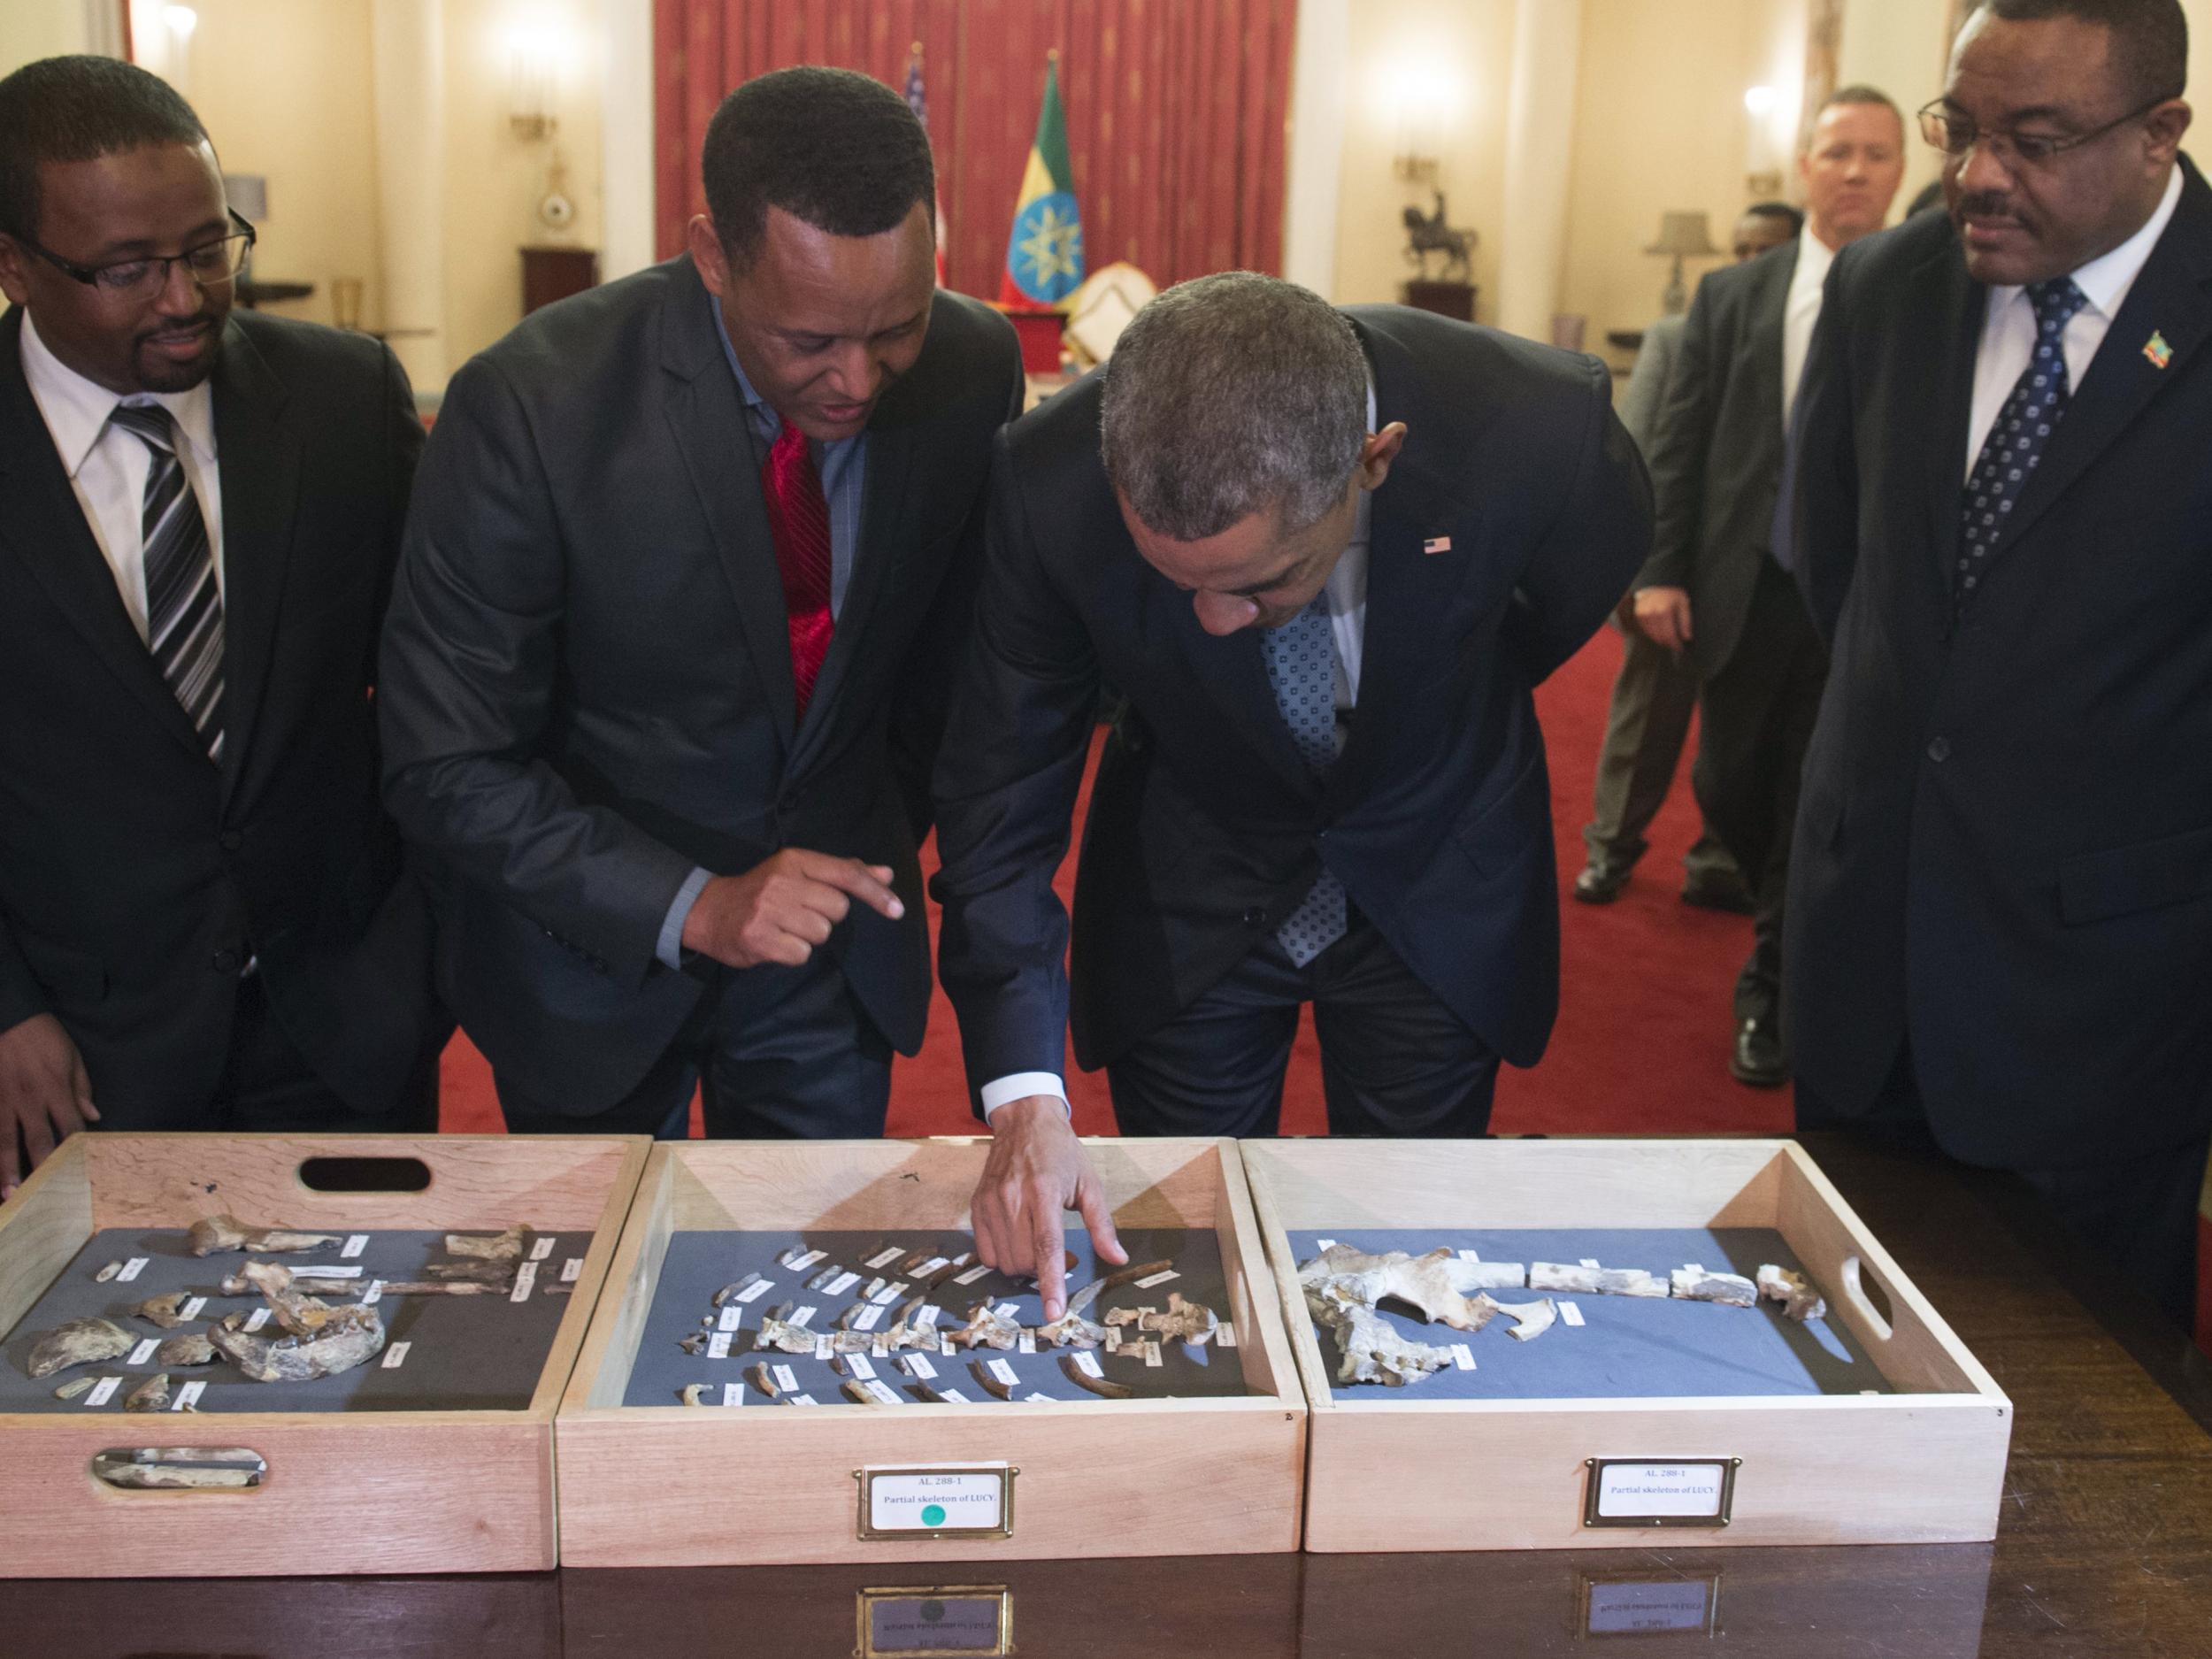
[1917,94,2175,168]
[15,209,256,299]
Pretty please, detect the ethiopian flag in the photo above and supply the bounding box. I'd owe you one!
[1000,53,1084,308]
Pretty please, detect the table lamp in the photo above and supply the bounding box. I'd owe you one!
[1645,211,1720,316]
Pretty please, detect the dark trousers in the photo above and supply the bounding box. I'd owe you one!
[1799,1041,2207,1332]
[211,968,439,1133]
[496,955,891,1139]
[1584,621,1736,883]
[1692,557,1827,1023]
[1107,908,1498,1139]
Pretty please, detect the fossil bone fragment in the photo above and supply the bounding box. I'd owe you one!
[27,1317,134,1378]
[93,1448,264,1490]
[1484,1295,1558,1341]
[425,1257,518,1287]
[949,1303,1023,1350]
[1528,1262,1669,1299]
[1671,1266,1758,1307]
[1034,1278,1110,1348]
[1451,1254,1531,1290]
[1757,1264,1826,1323]
[713,1273,764,1308]
[360,1279,496,1297]
[748,1361,780,1400]
[680,1384,710,1407]
[970,1358,1015,1401]
[206,1263,385,1382]
[95,1262,123,1283]
[444,1225,530,1260]
[124,1372,173,1412]
[52,1376,96,1401]
[1300,1245,1502,1331]
[157,1333,219,1367]
[752,1303,821,1355]
[1307,1286,1453,1386]
[1097,1257,1174,1292]
[1060,1354,1134,1399]
[188,1215,341,1256]
[132,1291,193,1329]
[219,1272,363,1296]
[803,1265,841,1292]
[876,1295,941,1351]
[679,1331,711,1356]
[1113,1292,1219,1345]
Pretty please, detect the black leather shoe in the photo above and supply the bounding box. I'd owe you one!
[1729,1018,1789,1087]
[1573,858,1633,904]
[1681,870,1756,914]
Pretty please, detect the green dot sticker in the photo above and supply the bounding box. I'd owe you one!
[921,1503,947,1526]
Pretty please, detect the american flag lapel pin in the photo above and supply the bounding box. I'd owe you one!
[1423,534,1453,555]
[2144,330,2173,369]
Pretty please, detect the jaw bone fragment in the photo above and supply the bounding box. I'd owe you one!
[444,1225,530,1261]
[1307,1286,1453,1386]
[124,1372,173,1412]
[28,1317,135,1378]
[132,1292,194,1329]
[205,1263,385,1382]
[1671,1266,1758,1307]
[1060,1354,1134,1399]
[1757,1264,1827,1322]
[188,1215,342,1256]
[949,1303,1023,1350]
[157,1333,219,1367]
[1300,1245,1502,1331]
[1528,1262,1668,1298]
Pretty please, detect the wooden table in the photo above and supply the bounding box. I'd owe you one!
[4,1133,2207,1656]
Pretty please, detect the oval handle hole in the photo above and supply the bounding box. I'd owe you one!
[1841,1255,1896,1340]
[297,1156,431,1193]
[93,1447,265,1492]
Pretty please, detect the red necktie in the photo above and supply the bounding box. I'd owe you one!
[760,421,834,718]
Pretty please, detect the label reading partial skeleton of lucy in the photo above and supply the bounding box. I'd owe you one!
[864,1466,1010,1534]
[1593,1463,1729,1521]
[1583,1578,1716,1636]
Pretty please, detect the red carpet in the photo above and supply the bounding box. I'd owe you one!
[435,629,2212,1345]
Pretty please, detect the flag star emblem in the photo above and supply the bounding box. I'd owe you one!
[2144,330,2173,369]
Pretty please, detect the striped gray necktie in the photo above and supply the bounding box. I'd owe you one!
[110,403,224,762]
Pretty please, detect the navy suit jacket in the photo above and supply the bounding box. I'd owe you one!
[1786,157,2212,1167]
[931,306,1652,1105]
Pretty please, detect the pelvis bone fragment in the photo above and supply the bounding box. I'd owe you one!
[1300,1245,1517,1331]
[206,1262,385,1382]
[27,1316,134,1378]
[188,1215,342,1256]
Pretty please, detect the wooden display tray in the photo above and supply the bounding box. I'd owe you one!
[1242,1137,2012,1552]
[557,1137,1306,1565]
[0,1132,649,1578]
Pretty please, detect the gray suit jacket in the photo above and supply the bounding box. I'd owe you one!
[1617,312,1686,455]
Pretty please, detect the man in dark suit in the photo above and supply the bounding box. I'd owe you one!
[380,67,1020,1138]
[933,273,1650,1315]
[1788,0,2210,1326]
[1632,87,1905,1087]
[0,58,443,1194]
[1575,201,1801,913]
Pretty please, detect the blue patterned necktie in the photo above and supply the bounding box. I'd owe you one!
[1955,276,2087,616]
[109,403,225,761]
[1261,593,1348,966]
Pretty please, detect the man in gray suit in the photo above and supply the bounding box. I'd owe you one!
[1631,88,1904,1087]
[379,68,1021,1137]
[1575,201,1801,910]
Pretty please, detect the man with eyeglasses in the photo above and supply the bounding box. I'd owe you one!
[0,57,446,1194]
[1786,0,2210,1327]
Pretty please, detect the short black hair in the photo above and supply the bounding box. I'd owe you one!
[701,65,934,269]
[1744,199,1807,236]
[0,55,210,242]
[1980,0,2187,105]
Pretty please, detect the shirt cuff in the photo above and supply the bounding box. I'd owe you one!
[656,866,714,970]
[979,1072,1071,1124]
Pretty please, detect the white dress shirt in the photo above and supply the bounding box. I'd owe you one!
[1966,165,2182,476]
[19,311,223,642]
[979,385,1379,1122]
[1781,226,1838,428]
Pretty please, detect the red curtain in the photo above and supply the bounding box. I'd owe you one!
[652,0,1299,297]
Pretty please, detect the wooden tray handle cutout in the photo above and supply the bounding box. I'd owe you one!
[91,1447,267,1493]
[296,1156,432,1194]
[1839,1254,1895,1341]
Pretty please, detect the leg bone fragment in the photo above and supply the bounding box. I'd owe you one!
[1528,1262,1668,1298]
[52,1376,96,1401]
[188,1215,342,1256]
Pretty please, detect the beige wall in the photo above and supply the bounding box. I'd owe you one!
[0,1,90,75]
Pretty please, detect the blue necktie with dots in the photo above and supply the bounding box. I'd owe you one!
[1262,593,1348,967]
[1955,276,2087,616]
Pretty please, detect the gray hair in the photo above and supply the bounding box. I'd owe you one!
[1100,272,1369,541]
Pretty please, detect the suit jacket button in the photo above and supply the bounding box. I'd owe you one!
[1926,736,1952,763]
[1242,907,1266,927]
[211,948,240,974]
[219,829,242,852]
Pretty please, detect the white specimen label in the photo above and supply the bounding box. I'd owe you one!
[361,1282,383,1306]
[789,1305,817,1327]
[993,1302,1019,1321]
[1313,1238,1336,1251]
[382,1340,411,1369]
[342,1233,369,1258]
[1580,1258,1601,1270]
[117,1258,149,1283]
[84,1376,121,1407]
[1072,1350,1103,1378]
[1560,1302,1586,1327]
[529,1236,556,1261]
[865,1247,905,1270]
[1594,1463,1728,1520]
[734,1279,772,1303]
[1142,1341,1164,1368]
[127,1340,158,1366]
[510,1261,537,1302]
[786,1249,826,1272]
[1133,1270,1179,1289]
[1216,1323,1238,1348]
[852,1302,887,1332]
[721,1382,744,1408]
[786,1393,818,1406]
[865,1467,1007,1532]
[1458,1248,1484,1263]
[953,1264,992,1286]
[871,1334,891,1358]
[561,1256,584,1283]
[244,1308,271,1333]
[1025,1392,1054,1402]
[302,1265,362,1279]
[708,1333,733,1359]
[937,1388,971,1403]
[902,1353,938,1379]
[864,1379,902,1406]
[986,1358,1018,1387]
[772,1363,799,1394]
[825,1271,860,1296]
[940,1335,956,1356]
[871,1280,908,1305]
[915,1257,949,1277]
[172,1379,206,1411]
[718,1304,744,1332]
[1016,1333,1036,1354]
[1450,1343,1476,1371]
[847,1355,877,1380]
[914,1303,941,1327]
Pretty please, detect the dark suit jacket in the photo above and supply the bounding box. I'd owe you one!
[932,306,1652,1102]
[1786,157,2212,1169]
[379,257,1022,1113]
[0,306,443,1125]
[1635,242,1798,680]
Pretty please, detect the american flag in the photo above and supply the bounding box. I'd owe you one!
[905,42,949,287]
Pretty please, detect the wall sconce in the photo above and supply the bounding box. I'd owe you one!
[506,25,564,142]
[1742,84,1786,197]
[161,4,197,93]
[1385,60,1455,185]
[1645,211,1718,316]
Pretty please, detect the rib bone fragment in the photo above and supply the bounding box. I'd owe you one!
[970,1358,1015,1401]
[188,1215,341,1256]
[1060,1355,1134,1398]
[27,1317,134,1378]
[680,1384,709,1407]
[1757,1264,1827,1322]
